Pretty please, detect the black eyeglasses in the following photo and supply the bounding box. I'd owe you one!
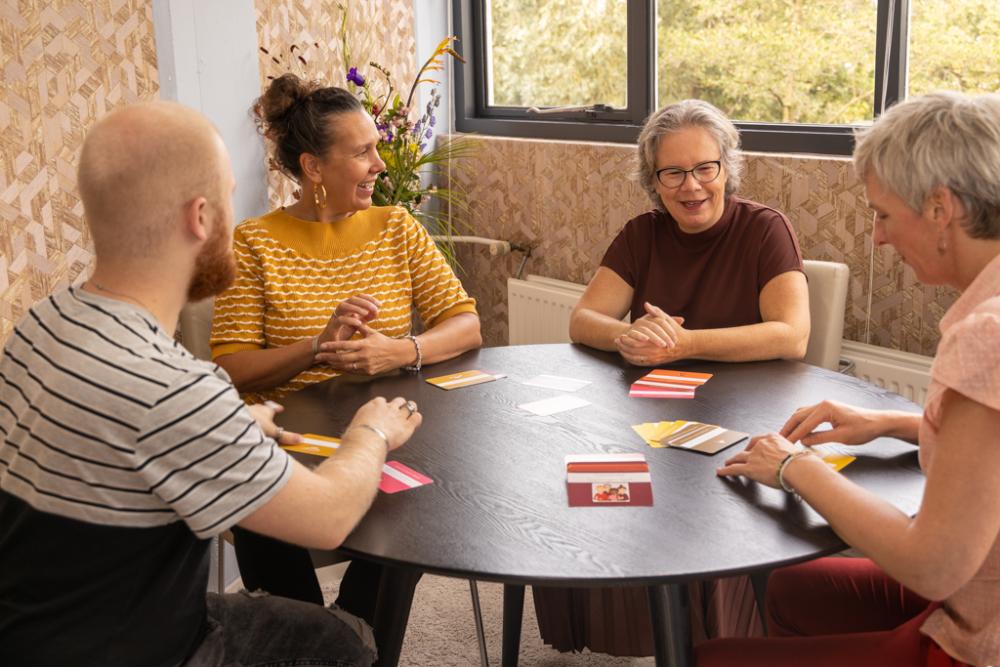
[655,160,722,188]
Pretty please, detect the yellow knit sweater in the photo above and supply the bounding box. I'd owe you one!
[210,206,477,401]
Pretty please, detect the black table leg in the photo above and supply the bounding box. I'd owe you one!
[749,569,770,635]
[647,583,693,667]
[372,565,423,667]
[501,583,525,667]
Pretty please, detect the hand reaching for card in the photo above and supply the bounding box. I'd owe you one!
[615,302,691,366]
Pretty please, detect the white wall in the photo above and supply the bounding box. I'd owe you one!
[151,0,266,591]
[152,0,268,224]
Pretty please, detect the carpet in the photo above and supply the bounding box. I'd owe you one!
[318,565,655,666]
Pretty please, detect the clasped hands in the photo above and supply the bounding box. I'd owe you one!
[313,294,416,376]
[615,301,690,366]
[716,400,884,489]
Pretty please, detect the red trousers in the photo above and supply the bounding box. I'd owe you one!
[696,557,967,667]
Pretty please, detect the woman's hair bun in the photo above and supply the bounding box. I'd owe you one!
[253,73,319,142]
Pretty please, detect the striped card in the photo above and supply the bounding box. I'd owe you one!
[426,369,503,390]
[283,434,433,493]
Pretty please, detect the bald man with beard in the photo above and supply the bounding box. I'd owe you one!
[0,101,422,667]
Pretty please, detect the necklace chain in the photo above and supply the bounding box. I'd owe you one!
[87,280,153,313]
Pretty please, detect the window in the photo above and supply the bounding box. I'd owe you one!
[454,0,997,155]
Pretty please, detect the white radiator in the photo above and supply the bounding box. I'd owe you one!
[841,340,933,406]
[507,275,585,345]
[507,275,934,406]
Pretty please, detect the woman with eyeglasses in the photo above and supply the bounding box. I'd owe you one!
[535,100,810,657]
[569,99,809,370]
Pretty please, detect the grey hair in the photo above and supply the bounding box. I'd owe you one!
[854,91,1000,240]
[636,99,744,210]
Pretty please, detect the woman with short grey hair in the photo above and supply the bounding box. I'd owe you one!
[569,98,808,371]
[707,91,1000,667]
[537,100,811,656]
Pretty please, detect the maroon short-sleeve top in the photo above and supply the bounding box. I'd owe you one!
[600,196,803,328]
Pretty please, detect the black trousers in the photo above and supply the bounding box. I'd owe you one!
[231,527,383,625]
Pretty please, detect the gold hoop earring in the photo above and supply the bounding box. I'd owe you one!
[313,183,328,211]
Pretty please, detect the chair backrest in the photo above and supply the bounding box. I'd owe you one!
[178,298,215,361]
[801,259,849,370]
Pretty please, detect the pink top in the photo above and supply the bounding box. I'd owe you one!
[919,252,1000,666]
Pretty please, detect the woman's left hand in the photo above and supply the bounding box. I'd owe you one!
[246,401,303,446]
[316,324,411,375]
[615,303,692,365]
[715,432,798,488]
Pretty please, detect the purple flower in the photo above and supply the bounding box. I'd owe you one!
[424,128,433,139]
[386,130,394,141]
[347,67,365,86]
[429,115,437,127]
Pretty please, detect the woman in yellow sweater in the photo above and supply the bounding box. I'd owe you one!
[210,73,481,404]
[210,73,481,620]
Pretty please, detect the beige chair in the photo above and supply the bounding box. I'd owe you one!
[178,298,216,361]
[801,259,849,371]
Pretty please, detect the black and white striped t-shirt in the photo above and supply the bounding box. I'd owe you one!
[0,287,292,667]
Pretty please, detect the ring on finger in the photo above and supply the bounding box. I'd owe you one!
[403,400,418,418]
[351,361,358,371]
[274,426,284,442]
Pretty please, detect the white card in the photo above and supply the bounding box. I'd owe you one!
[521,374,592,392]
[518,395,591,416]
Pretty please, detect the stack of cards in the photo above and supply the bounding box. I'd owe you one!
[632,420,748,455]
[283,434,433,494]
[426,369,505,390]
[565,453,653,506]
[629,369,713,399]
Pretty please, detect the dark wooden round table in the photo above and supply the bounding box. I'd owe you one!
[278,344,925,667]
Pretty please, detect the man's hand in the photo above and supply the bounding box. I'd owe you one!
[347,396,422,451]
[246,401,302,445]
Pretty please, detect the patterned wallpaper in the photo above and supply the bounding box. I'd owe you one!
[0,0,951,357]
[449,136,957,357]
[0,0,159,344]
[253,0,416,208]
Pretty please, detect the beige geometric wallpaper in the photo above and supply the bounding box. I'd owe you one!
[253,0,416,208]
[0,0,159,344]
[0,0,953,358]
[450,136,957,357]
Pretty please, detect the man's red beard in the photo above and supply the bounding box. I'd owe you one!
[187,219,237,302]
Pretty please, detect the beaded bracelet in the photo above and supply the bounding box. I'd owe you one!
[776,450,814,493]
[402,334,422,372]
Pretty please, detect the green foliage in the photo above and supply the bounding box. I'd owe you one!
[488,0,1000,124]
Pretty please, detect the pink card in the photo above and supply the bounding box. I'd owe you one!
[379,461,434,494]
[629,386,696,399]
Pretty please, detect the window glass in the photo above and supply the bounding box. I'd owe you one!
[486,0,628,108]
[656,0,877,124]
[908,0,1000,97]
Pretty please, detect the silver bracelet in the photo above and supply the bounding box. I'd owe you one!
[402,334,422,372]
[350,424,390,451]
[777,450,813,494]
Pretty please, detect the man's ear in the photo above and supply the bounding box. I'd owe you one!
[299,153,322,184]
[184,196,210,242]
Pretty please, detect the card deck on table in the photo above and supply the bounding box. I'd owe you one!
[658,421,748,455]
[282,434,433,493]
[426,369,504,390]
[810,444,857,471]
[565,453,653,507]
[630,369,712,398]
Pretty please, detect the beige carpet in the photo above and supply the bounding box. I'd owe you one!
[317,565,655,666]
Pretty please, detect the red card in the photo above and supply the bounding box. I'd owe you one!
[379,461,433,494]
